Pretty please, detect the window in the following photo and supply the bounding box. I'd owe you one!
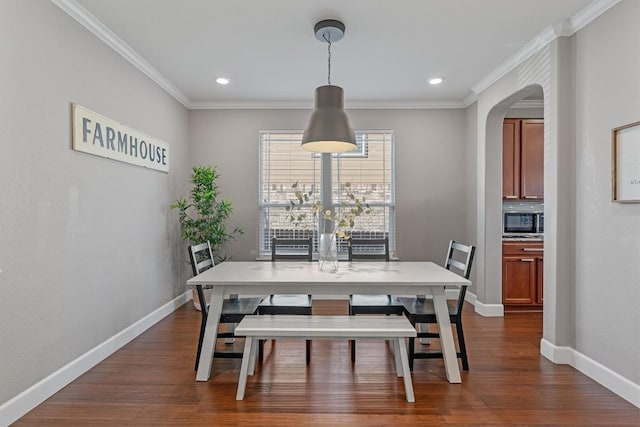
[259,130,395,257]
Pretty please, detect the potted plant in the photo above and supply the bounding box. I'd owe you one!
[171,165,243,308]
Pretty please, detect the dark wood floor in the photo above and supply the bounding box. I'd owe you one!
[15,300,639,426]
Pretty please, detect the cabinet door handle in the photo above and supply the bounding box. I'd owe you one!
[505,196,518,199]
[520,258,534,262]
[524,196,538,199]
[522,248,544,252]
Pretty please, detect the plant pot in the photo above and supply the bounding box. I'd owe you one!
[318,233,338,272]
[192,288,208,311]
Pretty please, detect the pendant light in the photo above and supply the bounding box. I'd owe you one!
[301,19,356,153]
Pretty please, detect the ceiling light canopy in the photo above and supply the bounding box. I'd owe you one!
[216,77,229,85]
[301,19,356,153]
[429,77,443,85]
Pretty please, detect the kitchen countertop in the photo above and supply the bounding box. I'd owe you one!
[502,236,544,242]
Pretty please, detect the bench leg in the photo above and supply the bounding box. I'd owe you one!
[397,338,415,403]
[236,337,254,400]
[393,339,402,377]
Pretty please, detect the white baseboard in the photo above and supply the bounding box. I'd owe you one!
[0,290,192,426]
[540,338,640,408]
[465,291,504,317]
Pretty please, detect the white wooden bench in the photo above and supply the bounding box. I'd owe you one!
[234,315,417,402]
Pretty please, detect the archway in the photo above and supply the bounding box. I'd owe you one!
[487,85,544,311]
[473,39,574,359]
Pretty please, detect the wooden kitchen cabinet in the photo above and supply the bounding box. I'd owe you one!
[536,257,544,305]
[503,119,544,200]
[502,119,520,200]
[502,241,543,311]
[521,120,544,199]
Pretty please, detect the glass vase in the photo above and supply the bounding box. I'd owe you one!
[318,233,338,272]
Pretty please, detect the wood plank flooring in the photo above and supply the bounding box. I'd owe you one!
[15,300,639,426]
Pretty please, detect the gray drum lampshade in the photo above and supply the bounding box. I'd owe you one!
[301,85,356,153]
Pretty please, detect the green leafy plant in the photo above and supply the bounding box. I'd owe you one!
[285,181,372,239]
[171,166,243,262]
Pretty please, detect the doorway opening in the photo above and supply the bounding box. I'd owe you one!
[482,84,545,342]
[501,89,544,316]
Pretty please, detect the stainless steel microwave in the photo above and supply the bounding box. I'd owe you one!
[504,212,543,235]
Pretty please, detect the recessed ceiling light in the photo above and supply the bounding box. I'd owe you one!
[216,77,229,85]
[429,77,444,85]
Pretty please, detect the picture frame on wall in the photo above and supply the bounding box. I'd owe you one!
[612,120,640,203]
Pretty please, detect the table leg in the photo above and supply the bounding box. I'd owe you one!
[431,286,461,383]
[418,323,431,345]
[248,337,257,376]
[225,294,238,344]
[196,286,224,381]
[392,339,402,377]
[224,323,236,344]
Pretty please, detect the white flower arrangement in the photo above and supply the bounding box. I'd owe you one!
[285,181,372,239]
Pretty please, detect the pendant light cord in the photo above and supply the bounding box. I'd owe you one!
[323,33,332,85]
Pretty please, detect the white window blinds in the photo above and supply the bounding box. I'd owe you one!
[259,130,395,257]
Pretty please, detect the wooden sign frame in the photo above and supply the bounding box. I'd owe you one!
[612,120,640,202]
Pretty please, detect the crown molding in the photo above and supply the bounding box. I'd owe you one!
[471,0,620,96]
[570,0,621,33]
[471,25,558,95]
[189,99,467,110]
[510,99,544,109]
[52,0,465,111]
[551,19,574,38]
[54,0,620,111]
[188,100,311,110]
[51,0,190,108]
[463,92,478,108]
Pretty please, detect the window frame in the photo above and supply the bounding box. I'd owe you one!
[258,130,395,258]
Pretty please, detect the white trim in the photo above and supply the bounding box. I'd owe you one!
[472,26,558,95]
[540,338,573,364]
[540,339,640,408]
[52,0,619,111]
[0,290,192,426]
[570,0,621,33]
[463,92,478,108]
[471,0,619,96]
[474,302,505,318]
[510,99,544,109]
[189,99,467,110]
[51,0,190,108]
[468,292,504,317]
[462,290,505,317]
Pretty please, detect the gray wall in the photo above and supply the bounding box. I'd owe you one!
[0,1,190,405]
[189,108,467,264]
[464,102,478,293]
[3,0,637,412]
[572,1,640,384]
[471,0,639,389]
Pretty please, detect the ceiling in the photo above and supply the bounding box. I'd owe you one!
[61,0,605,108]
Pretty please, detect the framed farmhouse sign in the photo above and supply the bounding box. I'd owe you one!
[612,121,640,202]
[72,103,170,173]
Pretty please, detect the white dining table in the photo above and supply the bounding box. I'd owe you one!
[187,261,470,383]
